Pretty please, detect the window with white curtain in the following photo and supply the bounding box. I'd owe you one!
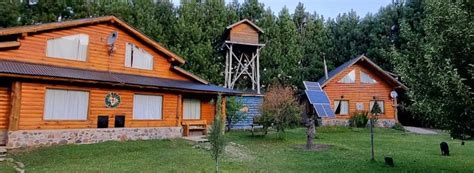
[133,94,163,120]
[361,71,377,84]
[334,100,349,115]
[183,98,201,120]
[44,89,89,120]
[338,70,356,83]
[46,34,89,61]
[125,42,154,70]
[370,100,385,113]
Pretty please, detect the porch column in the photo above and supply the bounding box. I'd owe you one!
[8,81,21,131]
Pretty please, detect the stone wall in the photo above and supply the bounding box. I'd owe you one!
[7,127,182,148]
[321,119,396,128]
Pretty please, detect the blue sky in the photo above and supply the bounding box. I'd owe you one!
[171,0,392,19]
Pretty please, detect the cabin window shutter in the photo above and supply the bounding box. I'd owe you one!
[361,71,377,84]
[133,94,163,120]
[183,99,201,120]
[125,42,153,70]
[338,70,356,83]
[44,89,89,120]
[46,34,88,61]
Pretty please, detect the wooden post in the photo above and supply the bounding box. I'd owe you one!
[177,94,183,126]
[228,45,233,88]
[8,81,21,131]
[393,98,399,123]
[257,48,261,94]
[221,95,226,124]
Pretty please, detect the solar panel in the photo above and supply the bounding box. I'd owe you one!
[305,90,330,104]
[322,104,336,118]
[303,81,321,91]
[304,80,334,118]
[313,104,327,117]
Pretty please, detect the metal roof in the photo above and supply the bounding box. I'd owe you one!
[0,60,242,94]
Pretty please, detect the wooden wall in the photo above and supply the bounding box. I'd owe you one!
[17,82,216,130]
[323,63,395,119]
[229,23,259,44]
[0,23,190,81]
[0,84,10,130]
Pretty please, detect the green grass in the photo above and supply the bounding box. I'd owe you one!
[1,127,473,172]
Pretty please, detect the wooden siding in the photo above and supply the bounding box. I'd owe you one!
[323,63,395,119]
[229,23,259,44]
[182,94,216,125]
[0,23,190,81]
[17,82,216,130]
[0,84,10,129]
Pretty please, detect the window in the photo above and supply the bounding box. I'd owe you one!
[125,42,153,70]
[370,100,385,113]
[338,70,356,83]
[133,94,163,120]
[44,89,89,120]
[183,98,201,119]
[46,34,89,61]
[334,100,349,115]
[361,71,377,84]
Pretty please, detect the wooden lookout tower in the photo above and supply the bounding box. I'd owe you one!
[224,19,265,94]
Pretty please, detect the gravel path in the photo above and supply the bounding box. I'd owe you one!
[404,126,438,135]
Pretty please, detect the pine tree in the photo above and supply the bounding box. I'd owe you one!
[208,94,226,173]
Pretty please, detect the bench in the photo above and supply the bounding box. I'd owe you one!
[182,120,207,136]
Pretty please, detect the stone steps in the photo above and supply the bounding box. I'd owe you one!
[0,146,7,162]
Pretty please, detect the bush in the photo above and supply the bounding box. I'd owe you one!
[349,111,369,128]
[392,123,406,131]
[261,83,301,139]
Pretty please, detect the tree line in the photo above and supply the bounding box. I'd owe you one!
[0,0,472,137]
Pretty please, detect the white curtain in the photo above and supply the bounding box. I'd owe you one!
[338,70,356,83]
[361,71,377,84]
[334,100,349,115]
[133,95,163,120]
[44,89,89,120]
[370,100,385,113]
[125,42,153,70]
[46,34,88,61]
[183,99,201,120]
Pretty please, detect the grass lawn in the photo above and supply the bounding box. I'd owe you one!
[1,127,473,172]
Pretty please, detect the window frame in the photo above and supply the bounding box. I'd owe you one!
[369,100,385,114]
[337,69,356,84]
[333,100,350,115]
[45,34,89,62]
[360,70,377,84]
[183,98,202,120]
[132,93,164,120]
[43,88,91,121]
[124,42,154,70]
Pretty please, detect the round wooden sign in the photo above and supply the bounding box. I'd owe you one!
[105,92,121,108]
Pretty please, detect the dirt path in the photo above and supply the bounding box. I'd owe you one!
[404,126,438,135]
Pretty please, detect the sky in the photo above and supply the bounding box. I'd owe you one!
[171,0,393,19]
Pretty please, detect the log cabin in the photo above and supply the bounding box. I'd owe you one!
[0,16,240,148]
[304,55,407,127]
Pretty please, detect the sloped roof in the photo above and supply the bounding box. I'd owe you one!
[0,16,185,64]
[318,55,408,90]
[0,60,241,94]
[226,19,264,33]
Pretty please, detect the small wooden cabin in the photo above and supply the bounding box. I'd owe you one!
[0,16,240,148]
[225,19,264,45]
[308,55,407,127]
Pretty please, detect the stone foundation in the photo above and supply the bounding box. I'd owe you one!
[7,127,182,148]
[321,119,396,128]
[0,130,7,145]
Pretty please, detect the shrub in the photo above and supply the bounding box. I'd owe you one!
[225,97,245,132]
[349,111,369,128]
[392,123,406,131]
[261,83,301,139]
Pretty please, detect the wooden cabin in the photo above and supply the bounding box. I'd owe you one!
[0,16,240,148]
[225,19,264,45]
[307,55,407,127]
